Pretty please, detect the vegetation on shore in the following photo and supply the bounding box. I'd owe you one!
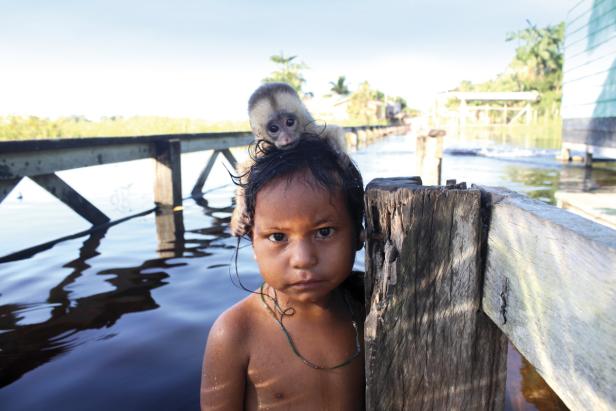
[1,22,565,141]
[450,21,565,118]
[0,116,250,141]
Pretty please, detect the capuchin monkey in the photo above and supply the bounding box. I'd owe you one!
[230,82,348,237]
[248,82,346,151]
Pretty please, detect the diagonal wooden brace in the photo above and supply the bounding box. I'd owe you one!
[30,173,110,226]
[0,177,22,204]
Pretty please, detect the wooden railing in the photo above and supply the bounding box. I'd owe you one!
[0,125,405,261]
[0,125,404,222]
[364,178,616,410]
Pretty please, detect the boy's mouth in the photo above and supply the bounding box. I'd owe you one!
[291,279,325,288]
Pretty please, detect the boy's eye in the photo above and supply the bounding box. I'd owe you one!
[316,227,334,238]
[268,232,286,242]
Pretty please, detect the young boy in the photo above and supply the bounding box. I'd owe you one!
[200,137,365,410]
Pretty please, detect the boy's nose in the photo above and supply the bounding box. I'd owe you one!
[289,238,317,268]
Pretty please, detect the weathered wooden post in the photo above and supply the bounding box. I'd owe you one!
[364,177,507,410]
[345,130,359,150]
[154,138,182,207]
[416,129,445,186]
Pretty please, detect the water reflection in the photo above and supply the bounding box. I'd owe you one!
[504,163,616,205]
[0,197,234,388]
[505,344,569,411]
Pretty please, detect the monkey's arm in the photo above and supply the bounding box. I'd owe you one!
[230,158,253,237]
[322,124,347,153]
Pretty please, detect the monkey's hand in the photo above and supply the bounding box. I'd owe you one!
[230,201,250,237]
[229,159,253,238]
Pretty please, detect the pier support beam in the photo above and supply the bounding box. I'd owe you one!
[364,177,507,410]
[416,129,445,185]
[154,139,182,207]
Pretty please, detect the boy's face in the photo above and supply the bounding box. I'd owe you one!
[252,170,356,305]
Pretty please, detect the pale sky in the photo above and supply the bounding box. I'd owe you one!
[0,0,571,121]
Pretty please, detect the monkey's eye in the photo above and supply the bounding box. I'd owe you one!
[286,118,295,127]
[268,124,280,134]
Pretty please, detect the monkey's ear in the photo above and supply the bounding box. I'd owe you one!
[356,229,366,251]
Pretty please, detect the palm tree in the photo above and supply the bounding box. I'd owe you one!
[329,76,350,96]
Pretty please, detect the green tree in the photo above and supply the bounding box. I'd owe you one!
[347,81,379,124]
[263,52,308,93]
[451,21,565,117]
[329,76,350,96]
[506,21,565,94]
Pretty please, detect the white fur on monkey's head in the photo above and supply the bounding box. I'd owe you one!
[247,82,314,140]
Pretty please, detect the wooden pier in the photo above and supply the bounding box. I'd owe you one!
[364,178,616,410]
[0,125,404,261]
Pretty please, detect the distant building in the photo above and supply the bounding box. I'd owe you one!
[561,0,616,160]
[303,95,351,122]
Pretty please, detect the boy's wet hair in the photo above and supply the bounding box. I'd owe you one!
[236,136,364,243]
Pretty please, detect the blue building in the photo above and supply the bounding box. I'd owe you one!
[561,0,616,161]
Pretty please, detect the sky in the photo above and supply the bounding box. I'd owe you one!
[0,0,572,121]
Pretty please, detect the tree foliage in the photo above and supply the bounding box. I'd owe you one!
[329,76,350,96]
[506,20,565,94]
[262,52,308,93]
[0,115,249,141]
[453,21,565,116]
[347,81,380,124]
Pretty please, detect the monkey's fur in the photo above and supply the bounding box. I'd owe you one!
[230,82,349,237]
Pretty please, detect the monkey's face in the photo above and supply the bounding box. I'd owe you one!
[266,112,300,148]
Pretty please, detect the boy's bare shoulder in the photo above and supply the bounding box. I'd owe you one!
[208,292,262,347]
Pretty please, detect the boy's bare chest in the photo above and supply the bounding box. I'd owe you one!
[245,317,364,410]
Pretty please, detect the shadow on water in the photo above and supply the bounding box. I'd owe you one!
[0,196,234,389]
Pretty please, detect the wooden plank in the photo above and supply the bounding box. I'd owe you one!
[563,116,616,148]
[555,191,616,229]
[565,0,594,35]
[565,5,616,46]
[563,52,616,81]
[447,91,539,102]
[562,98,616,119]
[0,133,253,179]
[180,133,253,153]
[0,177,21,204]
[191,150,220,196]
[565,33,616,64]
[0,127,394,181]
[481,187,616,411]
[564,43,616,75]
[364,178,507,411]
[154,139,182,207]
[0,143,155,179]
[30,173,109,225]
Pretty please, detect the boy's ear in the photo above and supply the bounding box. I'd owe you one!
[356,229,365,251]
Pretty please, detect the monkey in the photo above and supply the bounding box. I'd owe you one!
[247,82,346,151]
[230,82,348,237]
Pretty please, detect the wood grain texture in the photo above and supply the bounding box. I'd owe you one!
[481,187,616,411]
[154,139,182,207]
[364,178,507,411]
[562,0,616,121]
